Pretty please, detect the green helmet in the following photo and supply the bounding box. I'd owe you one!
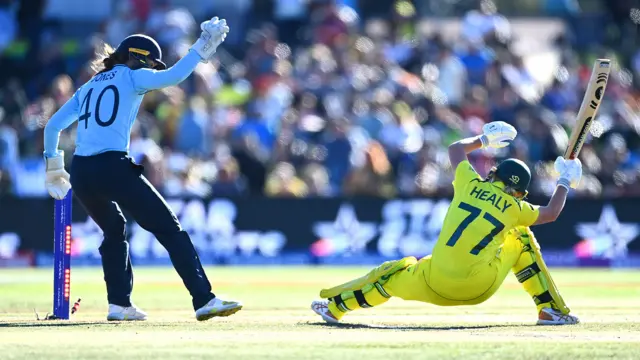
[493,158,531,194]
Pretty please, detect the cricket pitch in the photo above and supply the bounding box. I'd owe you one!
[1,267,639,359]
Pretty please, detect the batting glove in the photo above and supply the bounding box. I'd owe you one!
[554,156,582,190]
[45,151,72,200]
[190,17,229,63]
[480,121,518,149]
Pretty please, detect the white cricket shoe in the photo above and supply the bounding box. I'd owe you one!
[537,307,580,325]
[311,300,340,324]
[107,304,148,321]
[195,297,243,321]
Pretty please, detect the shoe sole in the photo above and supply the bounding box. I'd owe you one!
[106,316,147,321]
[196,305,243,321]
[536,319,580,325]
[310,303,339,324]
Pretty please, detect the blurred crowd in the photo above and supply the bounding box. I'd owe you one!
[0,0,639,199]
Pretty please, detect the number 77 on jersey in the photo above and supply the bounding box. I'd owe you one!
[446,202,505,255]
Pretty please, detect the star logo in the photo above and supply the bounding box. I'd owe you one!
[312,204,377,255]
[574,205,640,259]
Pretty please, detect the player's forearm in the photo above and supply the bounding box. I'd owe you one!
[133,51,202,91]
[537,185,568,224]
[547,185,568,215]
[43,96,79,157]
[43,124,62,158]
[159,50,202,85]
[448,135,485,164]
[449,135,485,154]
[451,135,486,154]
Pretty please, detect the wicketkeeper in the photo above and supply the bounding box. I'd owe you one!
[43,18,242,321]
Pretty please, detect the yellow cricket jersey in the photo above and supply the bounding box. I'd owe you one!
[431,160,540,275]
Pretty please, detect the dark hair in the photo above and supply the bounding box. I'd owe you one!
[90,42,128,74]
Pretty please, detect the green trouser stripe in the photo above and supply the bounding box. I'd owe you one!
[374,282,390,298]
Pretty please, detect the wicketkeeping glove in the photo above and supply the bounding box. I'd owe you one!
[480,121,518,149]
[554,156,582,190]
[190,17,229,63]
[45,152,72,200]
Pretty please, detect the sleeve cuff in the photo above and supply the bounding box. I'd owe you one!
[557,178,570,190]
[479,135,489,148]
[43,150,63,158]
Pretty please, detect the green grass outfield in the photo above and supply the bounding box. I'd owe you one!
[1,267,639,359]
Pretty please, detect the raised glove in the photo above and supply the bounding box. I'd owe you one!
[45,152,72,200]
[554,156,582,190]
[190,17,229,63]
[480,121,517,149]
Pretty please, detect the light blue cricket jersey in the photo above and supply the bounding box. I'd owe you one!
[44,50,202,157]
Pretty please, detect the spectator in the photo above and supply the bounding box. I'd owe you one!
[233,102,276,154]
[343,141,396,197]
[273,0,308,46]
[461,86,490,121]
[0,107,18,196]
[460,0,511,45]
[541,78,575,113]
[311,0,349,47]
[458,41,493,86]
[0,0,17,54]
[145,0,196,55]
[2,0,638,200]
[175,96,209,156]
[265,161,308,197]
[104,0,139,47]
[321,118,353,192]
[437,46,467,107]
[300,162,331,196]
[211,157,248,196]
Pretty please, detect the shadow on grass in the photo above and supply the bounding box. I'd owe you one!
[0,321,202,328]
[0,319,210,328]
[0,321,117,328]
[305,321,534,331]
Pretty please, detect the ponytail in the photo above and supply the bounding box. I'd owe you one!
[90,42,127,74]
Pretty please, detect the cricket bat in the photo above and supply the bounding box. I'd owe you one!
[563,59,611,160]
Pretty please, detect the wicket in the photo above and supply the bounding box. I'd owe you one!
[53,190,72,320]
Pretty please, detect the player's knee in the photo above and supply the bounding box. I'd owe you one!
[102,218,127,243]
[98,235,129,255]
[153,225,185,237]
[505,226,529,245]
[154,230,191,249]
[138,212,182,236]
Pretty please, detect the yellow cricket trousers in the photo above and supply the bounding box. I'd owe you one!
[382,233,524,306]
